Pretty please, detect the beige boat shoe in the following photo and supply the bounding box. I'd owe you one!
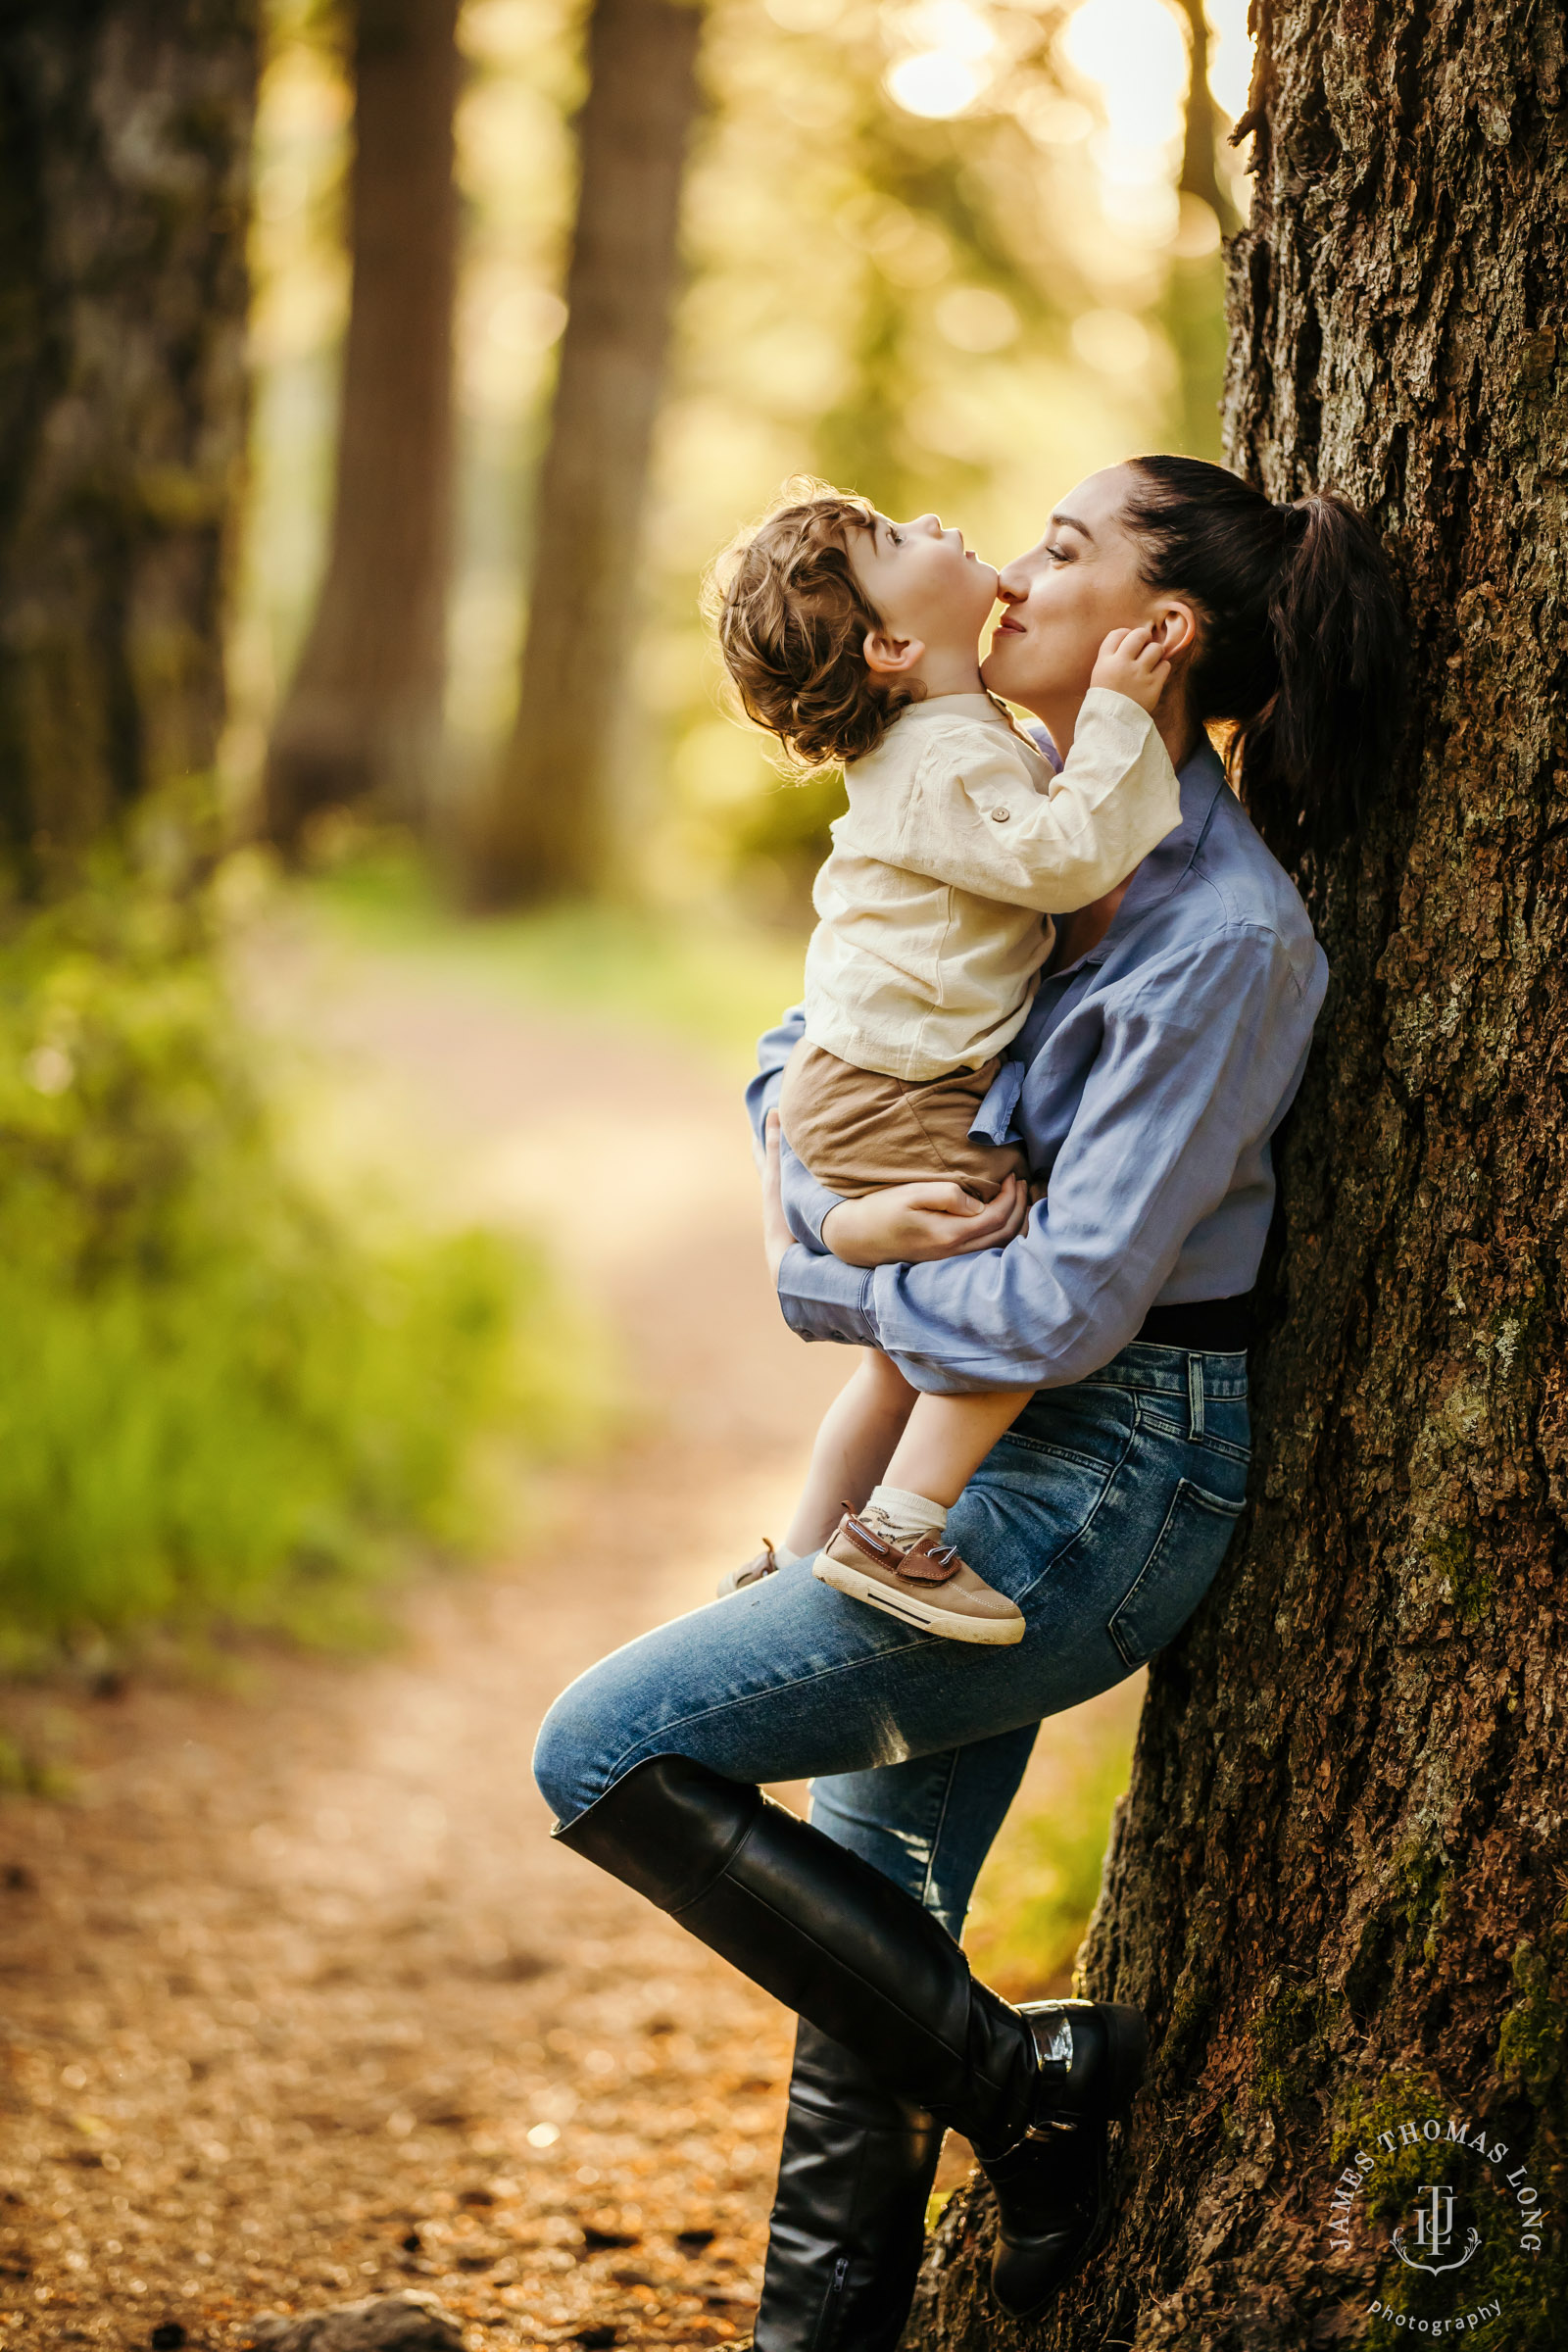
[812,1509,1025,1645]
[717,1537,779,1598]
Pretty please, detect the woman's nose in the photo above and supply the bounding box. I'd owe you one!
[996,565,1027,603]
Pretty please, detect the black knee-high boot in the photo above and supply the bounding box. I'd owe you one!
[755,2023,942,2352]
[553,1755,1147,2322]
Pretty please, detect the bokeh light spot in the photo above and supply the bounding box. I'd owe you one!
[1070,308,1152,374]
[935,286,1020,352]
[886,51,986,117]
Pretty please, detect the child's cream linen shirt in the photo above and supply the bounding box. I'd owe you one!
[803,687,1182,1083]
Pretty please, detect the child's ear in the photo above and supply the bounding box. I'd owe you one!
[863,628,925,678]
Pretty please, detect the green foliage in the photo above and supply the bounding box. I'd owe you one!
[0,875,589,1658]
[964,1712,1136,1996]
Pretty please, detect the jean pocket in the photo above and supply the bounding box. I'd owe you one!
[1106,1478,1247,1669]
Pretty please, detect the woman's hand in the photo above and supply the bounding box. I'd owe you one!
[822,1171,1029,1268]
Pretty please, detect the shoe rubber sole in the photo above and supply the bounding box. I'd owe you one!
[812,1557,1025,1644]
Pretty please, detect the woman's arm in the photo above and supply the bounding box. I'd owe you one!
[759,1115,1029,1277]
[749,1006,1028,1258]
[774,924,1318,1392]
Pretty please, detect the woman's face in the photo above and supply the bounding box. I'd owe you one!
[981,463,1173,716]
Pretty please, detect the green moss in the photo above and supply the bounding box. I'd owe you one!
[1330,2066,1445,2176]
[1252,1977,1335,2115]
[1332,2058,1566,2349]
[1423,1521,1497,1629]
[1161,1970,1222,2076]
[1497,1937,1568,2119]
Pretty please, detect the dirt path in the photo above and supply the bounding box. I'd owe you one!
[0,936,857,2352]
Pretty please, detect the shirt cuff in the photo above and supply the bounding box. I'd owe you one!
[779,1137,845,1250]
[776,1244,878,1346]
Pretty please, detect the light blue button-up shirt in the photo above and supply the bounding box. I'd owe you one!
[744,738,1329,1396]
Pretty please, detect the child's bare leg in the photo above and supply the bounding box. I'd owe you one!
[883,1387,1035,1509]
[780,1349,918,1557]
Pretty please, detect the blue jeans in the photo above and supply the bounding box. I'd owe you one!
[534,1343,1250,1940]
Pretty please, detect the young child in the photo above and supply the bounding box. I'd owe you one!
[710,485,1181,1643]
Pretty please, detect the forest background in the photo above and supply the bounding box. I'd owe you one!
[246,0,1250,907]
[0,0,1255,1976]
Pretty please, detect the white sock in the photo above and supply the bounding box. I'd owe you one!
[772,1543,807,1570]
[863,1484,949,1546]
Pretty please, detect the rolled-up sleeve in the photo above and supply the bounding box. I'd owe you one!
[745,1004,854,1251]
[789,925,1318,1392]
[744,1004,804,1155]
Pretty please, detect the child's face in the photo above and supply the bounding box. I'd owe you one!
[848,513,1000,658]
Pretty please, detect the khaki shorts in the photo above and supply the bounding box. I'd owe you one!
[778,1041,1027,1201]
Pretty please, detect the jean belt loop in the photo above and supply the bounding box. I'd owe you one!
[1188,1352,1205,1439]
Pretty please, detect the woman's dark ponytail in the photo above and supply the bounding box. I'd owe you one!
[1123,456,1407,861]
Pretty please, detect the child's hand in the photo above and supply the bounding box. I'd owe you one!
[1091,623,1171,715]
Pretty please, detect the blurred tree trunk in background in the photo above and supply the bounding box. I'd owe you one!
[1165,0,1235,461]
[0,0,256,894]
[264,0,458,855]
[481,0,703,906]
[913,0,1568,2344]
[1174,0,1233,227]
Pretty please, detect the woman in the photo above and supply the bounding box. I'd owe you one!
[533,456,1405,2347]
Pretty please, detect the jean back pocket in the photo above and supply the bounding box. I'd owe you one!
[1107,1477,1247,1669]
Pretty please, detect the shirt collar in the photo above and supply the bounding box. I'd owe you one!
[1049,738,1229,975]
[897,690,1016,730]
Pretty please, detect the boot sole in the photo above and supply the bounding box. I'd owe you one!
[812,1558,1025,1644]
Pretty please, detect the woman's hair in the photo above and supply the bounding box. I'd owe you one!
[708,484,915,769]
[1121,455,1407,858]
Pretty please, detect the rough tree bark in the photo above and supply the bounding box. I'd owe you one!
[913,1,1567,2346]
[0,0,256,891]
[264,0,459,854]
[480,0,703,906]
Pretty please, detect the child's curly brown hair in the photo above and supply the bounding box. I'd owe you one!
[707,482,918,769]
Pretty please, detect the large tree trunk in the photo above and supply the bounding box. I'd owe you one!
[0,0,256,892]
[480,0,703,906]
[264,0,458,854]
[914,2,1568,2345]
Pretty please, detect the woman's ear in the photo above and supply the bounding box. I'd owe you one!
[1152,601,1199,662]
[863,628,924,679]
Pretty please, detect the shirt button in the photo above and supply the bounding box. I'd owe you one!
[992,807,1010,822]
